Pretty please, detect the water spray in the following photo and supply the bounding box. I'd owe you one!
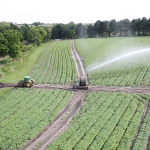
[88,48,150,72]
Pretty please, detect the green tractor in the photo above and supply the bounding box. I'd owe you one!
[18,76,35,87]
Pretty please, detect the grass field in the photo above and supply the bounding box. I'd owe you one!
[75,37,150,87]
[0,42,52,83]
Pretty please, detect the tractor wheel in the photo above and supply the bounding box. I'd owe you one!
[25,82,32,87]
[18,82,23,87]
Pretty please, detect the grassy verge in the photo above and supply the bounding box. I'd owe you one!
[0,88,13,99]
[0,41,52,83]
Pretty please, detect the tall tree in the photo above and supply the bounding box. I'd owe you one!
[27,26,47,45]
[43,27,51,42]
[75,23,86,38]
[3,30,23,59]
[20,24,30,40]
[141,17,147,35]
[0,22,11,33]
[94,20,106,37]
[121,19,131,36]
[87,24,96,37]
[51,24,69,39]
[110,19,117,36]
[0,33,9,57]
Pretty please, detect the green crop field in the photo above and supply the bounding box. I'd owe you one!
[75,37,150,87]
[0,88,72,149]
[1,37,150,150]
[30,41,77,84]
[47,92,149,150]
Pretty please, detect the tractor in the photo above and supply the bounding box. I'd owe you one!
[18,76,34,87]
[73,75,88,90]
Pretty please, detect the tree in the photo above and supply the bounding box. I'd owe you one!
[20,24,30,40]
[94,20,106,37]
[10,23,20,31]
[141,17,147,35]
[121,19,131,36]
[27,26,47,45]
[110,20,117,36]
[0,22,11,33]
[3,30,23,59]
[43,27,51,42]
[51,24,69,39]
[87,24,96,37]
[0,33,9,57]
[68,30,76,38]
[75,23,86,38]
[32,21,44,26]
[68,22,77,30]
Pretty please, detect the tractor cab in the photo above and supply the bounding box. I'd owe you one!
[24,76,31,82]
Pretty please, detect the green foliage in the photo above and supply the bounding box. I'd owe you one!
[27,26,47,45]
[0,42,51,81]
[75,37,150,87]
[0,22,11,33]
[0,88,12,99]
[20,24,30,40]
[0,88,72,149]
[43,27,51,42]
[22,45,34,52]
[0,30,23,59]
[75,23,86,38]
[132,102,150,150]
[51,24,69,39]
[0,33,9,57]
[68,30,76,38]
[87,24,96,37]
[30,41,77,84]
[47,92,146,150]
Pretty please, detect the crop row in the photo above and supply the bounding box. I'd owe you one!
[30,41,77,84]
[75,37,150,86]
[47,92,148,150]
[133,101,150,150]
[0,88,72,150]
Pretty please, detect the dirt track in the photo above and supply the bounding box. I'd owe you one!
[1,82,150,94]
[20,91,87,150]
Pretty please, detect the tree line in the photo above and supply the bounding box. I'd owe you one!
[0,22,51,59]
[0,17,150,59]
[52,17,150,38]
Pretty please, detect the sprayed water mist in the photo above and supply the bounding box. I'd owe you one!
[88,48,150,72]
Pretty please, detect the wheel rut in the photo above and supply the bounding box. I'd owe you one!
[20,91,87,150]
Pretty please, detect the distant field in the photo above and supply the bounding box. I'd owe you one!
[18,24,53,28]
[75,37,150,87]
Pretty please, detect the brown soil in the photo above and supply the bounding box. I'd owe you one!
[2,82,150,94]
